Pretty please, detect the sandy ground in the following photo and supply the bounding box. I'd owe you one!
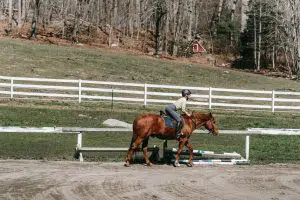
[0,160,299,200]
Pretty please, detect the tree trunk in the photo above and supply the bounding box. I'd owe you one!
[8,0,12,35]
[240,0,249,33]
[231,0,238,46]
[187,0,195,41]
[128,0,134,37]
[0,0,4,16]
[135,0,141,39]
[154,0,167,57]
[217,0,224,22]
[113,0,118,27]
[30,0,41,39]
[96,0,102,26]
[18,0,22,28]
[253,1,257,70]
[62,0,70,39]
[72,0,80,43]
[257,0,262,71]
[214,0,224,36]
[284,46,291,78]
[164,1,170,54]
[22,0,26,21]
[173,0,183,56]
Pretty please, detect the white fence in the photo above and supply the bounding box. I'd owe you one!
[0,75,300,112]
[1,126,300,163]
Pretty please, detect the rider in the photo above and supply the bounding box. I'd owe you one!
[165,89,192,140]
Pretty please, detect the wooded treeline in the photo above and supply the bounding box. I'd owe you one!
[1,0,299,78]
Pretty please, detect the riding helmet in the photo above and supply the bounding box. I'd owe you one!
[181,89,191,97]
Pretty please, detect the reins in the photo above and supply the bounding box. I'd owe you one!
[190,116,206,130]
[190,115,213,134]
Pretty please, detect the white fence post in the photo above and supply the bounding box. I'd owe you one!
[77,132,83,162]
[78,79,82,103]
[209,87,212,109]
[245,135,250,161]
[272,90,275,112]
[144,83,147,106]
[10,78,14,99]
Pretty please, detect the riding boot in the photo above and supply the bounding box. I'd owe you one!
[176,121,183,140]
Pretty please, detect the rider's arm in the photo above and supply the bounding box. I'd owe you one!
[180,98,191,116]
[181,103,190,116]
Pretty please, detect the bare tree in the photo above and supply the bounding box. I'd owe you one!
[128,0,134,37]
[253,0,257,69]
[18,0,21,27]
[257,0,262,71]
[230,0,238,46]
[30,0,41,39]
[240,0,249,33]
[7,0,13,35]
[172,0,183,56]
[154,0,167,56]
[187,0,195,41]
[22,0,27,21]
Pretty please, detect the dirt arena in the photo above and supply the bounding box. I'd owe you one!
[0,160,299,200]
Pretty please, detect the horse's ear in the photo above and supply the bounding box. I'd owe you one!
[209,112,213,117]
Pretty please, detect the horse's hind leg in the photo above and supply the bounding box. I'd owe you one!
[124,136,143,167]
[142,136,152,167]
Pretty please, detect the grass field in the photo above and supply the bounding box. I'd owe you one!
[0,101,299,164]
[0,39,299,164]
[1,39,300,91]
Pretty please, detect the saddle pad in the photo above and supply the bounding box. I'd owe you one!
[162,116,177,128]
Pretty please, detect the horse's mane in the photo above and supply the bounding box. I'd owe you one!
[189,112,213,121]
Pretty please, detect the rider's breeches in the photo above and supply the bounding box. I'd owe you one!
[165,104,182,123]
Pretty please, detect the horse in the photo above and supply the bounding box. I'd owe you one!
[124,111,219,167]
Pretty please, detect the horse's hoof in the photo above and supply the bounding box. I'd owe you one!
[124,162,130,167]
[186,162,193,167]
[173,161,181,167]
[147,162,153,167]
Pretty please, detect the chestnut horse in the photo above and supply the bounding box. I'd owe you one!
[124,111,219,167]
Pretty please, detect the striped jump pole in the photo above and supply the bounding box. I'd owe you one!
[168,148,249,165]
[168,148,243,159]
[173,159,249,165]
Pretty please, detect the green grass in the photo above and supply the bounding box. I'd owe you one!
[0,102,299,164]
[0,39,299,164]
[1,39,300,91]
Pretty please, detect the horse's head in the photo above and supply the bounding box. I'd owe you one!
[191,112,219,136]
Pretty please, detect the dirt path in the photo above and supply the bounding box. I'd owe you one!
[0,160,299,200]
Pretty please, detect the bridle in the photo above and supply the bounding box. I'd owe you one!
[191,116,214,134]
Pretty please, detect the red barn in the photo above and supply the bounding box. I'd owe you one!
[192,41,206,53]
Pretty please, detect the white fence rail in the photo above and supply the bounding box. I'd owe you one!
[1,126,299,163]
[1,76,300,112]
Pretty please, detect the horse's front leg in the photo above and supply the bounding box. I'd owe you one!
[174,139,186,167]
[185,140,194,167]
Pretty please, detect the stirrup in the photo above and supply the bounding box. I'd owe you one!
[176,132,183,140]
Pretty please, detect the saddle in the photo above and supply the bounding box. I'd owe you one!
[159,111,179,129]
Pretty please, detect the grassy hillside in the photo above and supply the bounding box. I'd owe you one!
[1,39,300,91]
